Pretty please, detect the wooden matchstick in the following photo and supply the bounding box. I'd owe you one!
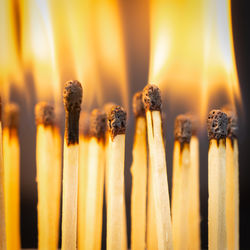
[172,115,192,250]
[224,108,239,250]
[82,109,106,250]
[142,84,173,250]
[78,112,90,250]
[106,105,127,250]
[0,98,6,250]
[131,92,147,250]
[61,80,82,250]
[3,103,21,250]
[35,102,62,250]
[207,109,228,250]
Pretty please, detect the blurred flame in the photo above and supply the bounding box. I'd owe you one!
[0,0,23,102]
[149,0,241,121]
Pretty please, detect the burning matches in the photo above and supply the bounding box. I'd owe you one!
[3,103,21,250]
[131,92,147,250]
[82,109,106,250]
[224,108,239,250]
[207,109,228,250]
[172,115,193,250]
[61,80,82,250]
[106,105,127,250]
[35,102,62,250]
[142,84,173,250]
[0,98,6,249]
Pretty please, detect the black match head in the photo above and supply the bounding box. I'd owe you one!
[4,103,20,129]
[174,114,192,143]
[207,109,228,140]
[132,91,145,117]
[107,105,127,140]
[63,80,83,113]
[89,109,107,140]
[142,84,162,111]
[222,107,238,139]
[35,102,55,126]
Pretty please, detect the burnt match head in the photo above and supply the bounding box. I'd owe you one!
[63,80,83,145]
[35,102,55,126]
[207,109,228,140]
[89,109,107,140]
[222,107,238,139]
[4,103,20,129]
[142,84,162,111]
[63,80,83,113]
[133,91,145,117]
[107,105,127,140]
[174,115,192,143]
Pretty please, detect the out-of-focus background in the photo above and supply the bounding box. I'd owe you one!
[0,0,249,248]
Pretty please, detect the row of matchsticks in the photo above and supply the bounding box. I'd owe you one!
[0,81,238,250]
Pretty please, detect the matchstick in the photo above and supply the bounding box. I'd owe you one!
[35,102,62,250]
[3,103,21,250]
[189,117,201,250]
[142,84,173,250]
[104,103,127,250]
[82,109,106,250]
[0,98,6,250]
[106,105,127,250]
[61,80,82,250]
[207,109,228,250]
[172,115,192,250]
[131,92,147,250]
[224,108,239,250]
[78,112,90,250]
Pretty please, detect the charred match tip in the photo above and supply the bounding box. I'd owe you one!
[35,102,55,126]
[133,91,145,117]
[63,80,83,145]
[174,115,192,143]
[63,80,83,112]
[222,106,238,139]
[89,109,107,140]
[207,109,228,140]
[103,102,117,114]
[142,84,162,111]
[107,105,127,140]
[4,103,20,129]
[80,111,90,137]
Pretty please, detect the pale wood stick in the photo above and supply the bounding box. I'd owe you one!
[226,138,239,250]
[78,135,89,250]
[146,110,173,250]
[131,92,147,250]
[61,80,82,250]
[189,136,201,250]
[131,117,147,250]
[3,103,20,250]
[0,98,6,250]
[106,106,127,250]
[35,102,62,250]
[207,109,228,250]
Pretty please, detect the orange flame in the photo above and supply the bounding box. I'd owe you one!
[149,0,241,121]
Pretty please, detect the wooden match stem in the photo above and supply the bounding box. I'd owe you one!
[146,110,173,250]
[0,120,6,250]
[131,117,147,250]
[3,127,20,250]
[78,135,89,250]
[208,139,227,250]
[107,134,126,250]
[61,142,79,250]
[226,138,239,250]
[36,125,61,250]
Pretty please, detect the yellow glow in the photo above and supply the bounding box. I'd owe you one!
[149,0,241,121]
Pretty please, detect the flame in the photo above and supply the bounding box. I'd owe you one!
[149,0,241,121]
[0,0,23,102]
